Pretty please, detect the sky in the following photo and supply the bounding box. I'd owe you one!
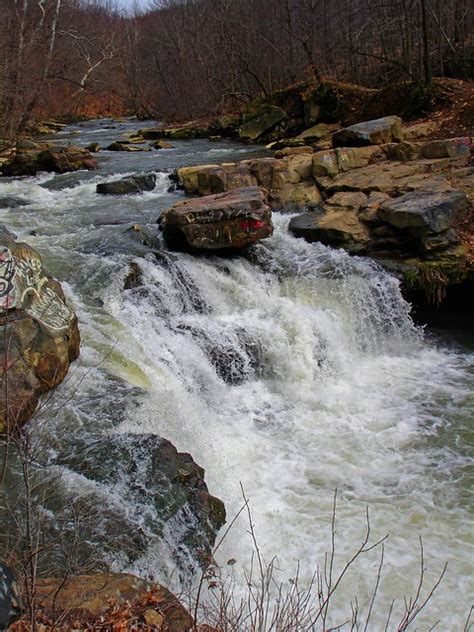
[113,0,149,10]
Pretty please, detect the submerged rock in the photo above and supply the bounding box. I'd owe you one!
[332,116,403,147]
[96,174,156,195]
[159,186,273,252]
[1,146,97,176]
[0,197,29,208]
[0,230,80,433]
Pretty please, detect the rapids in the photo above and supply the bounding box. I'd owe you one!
[0,119,472,629]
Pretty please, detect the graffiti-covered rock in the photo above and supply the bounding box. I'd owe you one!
[0,229,80,433]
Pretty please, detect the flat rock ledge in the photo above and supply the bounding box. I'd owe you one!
[0,229,80,432]
[159,186,273,252]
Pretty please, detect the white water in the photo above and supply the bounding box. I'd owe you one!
[1,131,473,629]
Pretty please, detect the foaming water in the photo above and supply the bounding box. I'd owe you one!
[1,128,473,629]
[103,216,473,628]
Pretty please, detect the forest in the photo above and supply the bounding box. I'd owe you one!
[0,0,472,137]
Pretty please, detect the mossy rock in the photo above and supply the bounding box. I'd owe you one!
[240,104,287,142]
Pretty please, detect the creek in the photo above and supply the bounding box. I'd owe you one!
[0,119,472,629]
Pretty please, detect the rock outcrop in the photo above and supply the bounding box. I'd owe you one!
[97,174,156,195]
[159,186,273,252]
[1,146,97,176]
[0,230,80,433]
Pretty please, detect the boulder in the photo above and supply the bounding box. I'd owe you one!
[0,230,80,433]
[378,190,468,236]
[1,146,97,176]
[159,186,273,252]
[332,116,403,147]
[31,574,193,631]
[289,208,370,252]
[239,105,287,142]
[96,174,156,195]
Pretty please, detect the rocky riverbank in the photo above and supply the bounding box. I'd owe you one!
[171,116,473,310]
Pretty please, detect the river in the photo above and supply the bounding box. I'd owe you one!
[0,119,472,630]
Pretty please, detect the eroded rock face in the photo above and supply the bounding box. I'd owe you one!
[332,116,403,147]
[29,574,194,632]
[159,186,273,252]
[1,146,97,176]
[97,174,156,195]
[0,231,80,432]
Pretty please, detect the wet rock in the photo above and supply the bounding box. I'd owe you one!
[32,574,193,632]
[106,141,150,152]
[126,223,162,250]
[159,186,273,252]
[151,139,173,149]
[0,230,80,433]
[0,197,29,208]
[239,104,287,142]
[124,261,143,290]
[52,433,225,569]
[332,116,403,147]
[86,141,102,152]
[1,146,97,176]
[96,174,156,195]
[0,564,19,629]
